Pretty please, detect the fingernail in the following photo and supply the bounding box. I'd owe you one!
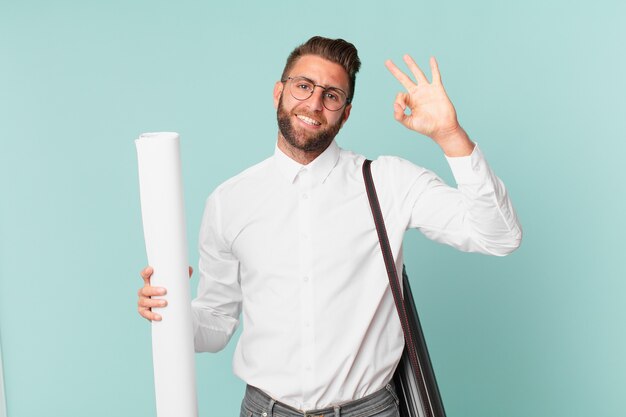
[154,314,161,321]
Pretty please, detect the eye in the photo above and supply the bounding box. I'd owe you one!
[296,81,313,91]
[324,89,342,102]
[324,92,339,102]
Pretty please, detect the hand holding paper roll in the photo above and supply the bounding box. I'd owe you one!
[137,266,193,321]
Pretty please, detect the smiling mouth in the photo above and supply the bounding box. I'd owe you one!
[296,114,322,126]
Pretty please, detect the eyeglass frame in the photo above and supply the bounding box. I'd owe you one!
[281,76,351,111]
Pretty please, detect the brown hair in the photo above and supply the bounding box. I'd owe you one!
[281,36,361,104]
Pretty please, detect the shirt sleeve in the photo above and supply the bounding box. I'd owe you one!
[403,143,522,256]
[191,190,242,352]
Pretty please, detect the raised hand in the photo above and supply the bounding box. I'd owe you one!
[385,55,474,156]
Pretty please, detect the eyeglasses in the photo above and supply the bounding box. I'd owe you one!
[282,76,349,111]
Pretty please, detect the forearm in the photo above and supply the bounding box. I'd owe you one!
[405,142,522,256]
[443,144,522,255]
[194,191,243,352]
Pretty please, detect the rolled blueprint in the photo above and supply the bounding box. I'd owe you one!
[135,132,198,417]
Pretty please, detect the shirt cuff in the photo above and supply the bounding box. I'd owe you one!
[444,142,487,185]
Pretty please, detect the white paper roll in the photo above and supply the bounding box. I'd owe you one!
[135,132,198,417]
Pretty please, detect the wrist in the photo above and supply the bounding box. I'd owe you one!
[433,125,475,157]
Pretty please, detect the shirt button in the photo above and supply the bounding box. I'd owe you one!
[302,193,308,199]
[303,276,309,282]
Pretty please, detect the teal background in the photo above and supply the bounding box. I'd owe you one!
[1,1,624,416]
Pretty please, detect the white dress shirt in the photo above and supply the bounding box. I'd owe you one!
[191,140,521,411]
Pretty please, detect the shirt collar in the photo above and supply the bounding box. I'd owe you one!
[274,140,341,185]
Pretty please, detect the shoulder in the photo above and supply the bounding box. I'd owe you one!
[200,156,275,231]
[367,155,443,211]
[370,154,430,182]
[336,147,366,171]
[209,155,275,202]
[334,145,433,185]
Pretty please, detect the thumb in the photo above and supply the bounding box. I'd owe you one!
[393,102,406,123]
[393,93,412,128]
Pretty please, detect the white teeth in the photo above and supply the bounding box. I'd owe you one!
[297,115,321,126]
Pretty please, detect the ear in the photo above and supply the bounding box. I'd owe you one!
[340,103,352,127]
[273,81,283,109]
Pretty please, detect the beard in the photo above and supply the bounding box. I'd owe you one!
[277,93,344,153]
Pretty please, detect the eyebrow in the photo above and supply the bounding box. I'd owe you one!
[293,75,347,94]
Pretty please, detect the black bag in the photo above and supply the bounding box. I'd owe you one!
[363,160,447,417]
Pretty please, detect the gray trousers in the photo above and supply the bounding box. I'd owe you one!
[240,383,400,417]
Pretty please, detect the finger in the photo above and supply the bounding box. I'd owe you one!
[189,266,193,278]
[403,54,428,84]
[393,93,408,123]
[138,296,168,309]
[394,92,408,111]
[140,266,153,285]
[138,306,162,321]
[139,286,166,297]
[430,56,442,85]
[385,59,415,91]
[393,102,405,122]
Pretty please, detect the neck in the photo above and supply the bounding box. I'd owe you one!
[276,134,331,165]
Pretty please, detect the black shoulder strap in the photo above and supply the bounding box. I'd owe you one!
[362,159,445,417]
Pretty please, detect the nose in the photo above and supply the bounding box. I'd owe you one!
[305,87,325,112]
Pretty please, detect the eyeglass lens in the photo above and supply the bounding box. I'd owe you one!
[288,77,347,111]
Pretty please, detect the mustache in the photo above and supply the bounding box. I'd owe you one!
[279,91,329,125]
[291,108,327,125]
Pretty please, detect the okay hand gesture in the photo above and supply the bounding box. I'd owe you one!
[385,55,473,156]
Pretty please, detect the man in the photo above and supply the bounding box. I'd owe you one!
[138,36,521,417]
